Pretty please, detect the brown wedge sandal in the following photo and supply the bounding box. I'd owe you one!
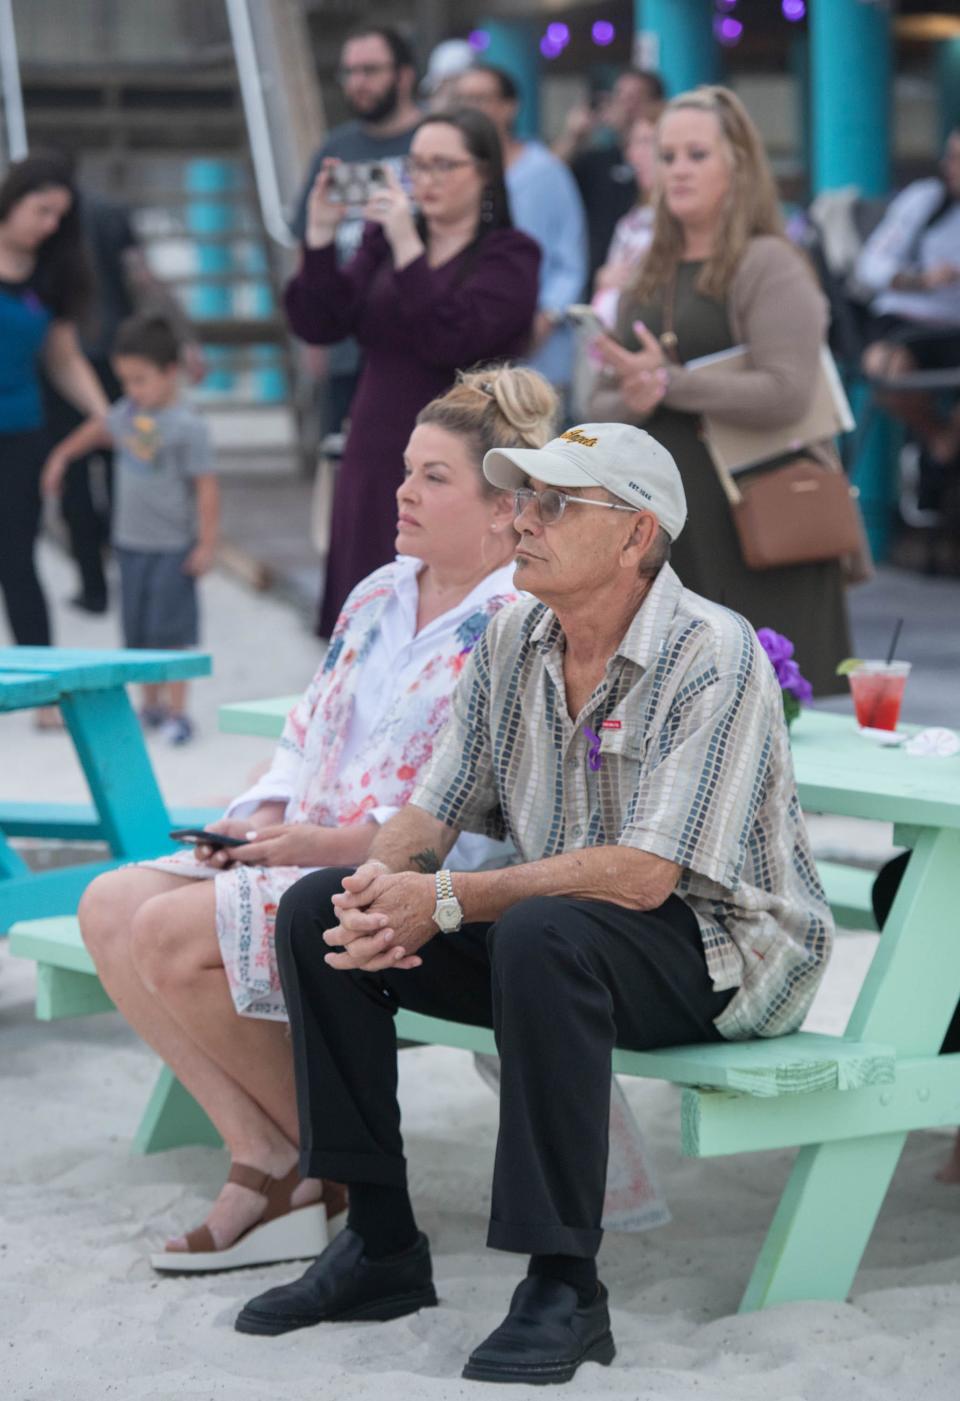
[150,1164,348,1274]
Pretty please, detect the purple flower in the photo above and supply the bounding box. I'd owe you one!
[757,627,794,666]
[758,626,813,708]
[776,658,814,702]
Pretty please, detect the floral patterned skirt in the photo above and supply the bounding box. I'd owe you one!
[139,852,323,1020]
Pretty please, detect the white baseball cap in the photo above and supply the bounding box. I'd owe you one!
[421,40,475,95]
[483,423,687,540]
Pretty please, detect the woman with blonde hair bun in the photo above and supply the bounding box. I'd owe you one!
[78,362,557,1275]
[593,85,850,694]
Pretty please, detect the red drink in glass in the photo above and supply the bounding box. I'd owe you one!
[848,662,911,732]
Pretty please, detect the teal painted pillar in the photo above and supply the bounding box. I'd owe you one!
[478,21,539,140]
[634,0,721,98]
[790,34,810,202]
[186,159,234,392]
[938,39,960,144]
[811,0,893,560]
[810,0,890,196]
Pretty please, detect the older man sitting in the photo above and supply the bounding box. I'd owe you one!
[236,424,834,1384]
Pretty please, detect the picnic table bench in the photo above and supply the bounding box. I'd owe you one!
[8,696,960,1313]
[0,646,215,929]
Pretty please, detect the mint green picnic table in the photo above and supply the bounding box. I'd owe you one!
[218,697,960,1310]
[0,646,212,929]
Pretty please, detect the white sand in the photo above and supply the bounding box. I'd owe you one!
[2,546,959,1399]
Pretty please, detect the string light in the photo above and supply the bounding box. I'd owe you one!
[467,30,490,52]
[782,0,806,20]
[592,20,616,47]
[713,15,743,45]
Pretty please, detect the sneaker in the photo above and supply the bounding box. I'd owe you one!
[162,714,194,746]
[139,706,168,730]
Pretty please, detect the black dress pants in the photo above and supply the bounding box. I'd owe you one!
[276,867,734,1259]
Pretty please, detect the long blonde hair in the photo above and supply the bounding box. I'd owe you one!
[416,365,558,495]
[631,85,786,303]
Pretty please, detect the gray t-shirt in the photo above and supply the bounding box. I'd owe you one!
[107,397,212,552]
[291,119,418,377]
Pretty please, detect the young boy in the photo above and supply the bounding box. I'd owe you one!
[43,314,218,744]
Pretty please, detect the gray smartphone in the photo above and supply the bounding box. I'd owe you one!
[327,161,388,208]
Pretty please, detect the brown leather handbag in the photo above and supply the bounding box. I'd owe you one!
[659,279,871,579]
[712,447,870,575]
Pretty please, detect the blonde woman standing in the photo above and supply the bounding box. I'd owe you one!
[593,86,850,695]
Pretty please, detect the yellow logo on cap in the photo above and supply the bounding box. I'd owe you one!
[559,428,598,447]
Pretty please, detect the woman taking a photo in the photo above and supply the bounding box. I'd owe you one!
[0,152,108,649]
[593,87,850,695]
[79,364,557,1274]
[286,108,540,636]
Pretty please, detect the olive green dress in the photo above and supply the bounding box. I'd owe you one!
[620,262,850,696]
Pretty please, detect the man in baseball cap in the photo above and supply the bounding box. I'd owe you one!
[483,420,687,541]
[254,421,833,1384]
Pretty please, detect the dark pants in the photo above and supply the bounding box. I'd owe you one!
[61,451,113,606]
[43,359,118,607]
[0,430,51,645]
[276,868,733,1258]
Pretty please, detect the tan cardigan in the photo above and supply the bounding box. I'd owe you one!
[591,236,829,430]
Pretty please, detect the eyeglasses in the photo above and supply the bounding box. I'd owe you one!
[513,488,639,526]
[406,156,476,181]
[337,62,396,82]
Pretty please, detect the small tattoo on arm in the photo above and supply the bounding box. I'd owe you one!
[410,847,441,873]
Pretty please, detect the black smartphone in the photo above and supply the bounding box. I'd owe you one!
[169,828,246,850]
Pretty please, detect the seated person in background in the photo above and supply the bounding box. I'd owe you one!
[857,125,960,477]
[78,365,558,1273]
[238,422,834,1386]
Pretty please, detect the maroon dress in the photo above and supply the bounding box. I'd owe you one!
[285,224,541,635]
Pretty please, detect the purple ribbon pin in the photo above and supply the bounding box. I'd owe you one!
[583,726,603,772]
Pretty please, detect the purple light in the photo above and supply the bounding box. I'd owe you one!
[782,0,805,19]
[592,20,616,46]
[546,22,570,46]
[713,15,743,45]
[468,29,490,52]
[540,35,564,60]
[715,0,738,10]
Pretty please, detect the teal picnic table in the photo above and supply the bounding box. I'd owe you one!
[0,646,212,929]
[218,696,960,1309]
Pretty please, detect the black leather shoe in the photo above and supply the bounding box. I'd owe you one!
[235,1228,437,1336]
[462,1277,615,1385]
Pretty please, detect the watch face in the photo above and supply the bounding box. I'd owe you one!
[435,899,461,932]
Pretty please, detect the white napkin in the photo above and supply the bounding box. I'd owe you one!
[905,727,960,757]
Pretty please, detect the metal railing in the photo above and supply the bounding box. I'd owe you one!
[0,0,28,167]
[224,0,294,248]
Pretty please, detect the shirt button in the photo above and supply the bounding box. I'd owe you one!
[572,824,583,839]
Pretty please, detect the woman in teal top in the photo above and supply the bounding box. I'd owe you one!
[0,153,108,645]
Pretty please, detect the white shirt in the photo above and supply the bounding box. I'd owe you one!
[855,178,960,324]
[228,555,520,872]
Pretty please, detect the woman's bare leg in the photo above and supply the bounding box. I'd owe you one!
[79,868,321,1249]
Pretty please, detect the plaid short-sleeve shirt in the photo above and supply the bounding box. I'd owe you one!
[410,565,834,1040]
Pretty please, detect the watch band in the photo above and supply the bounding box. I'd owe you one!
[435,870,455,902]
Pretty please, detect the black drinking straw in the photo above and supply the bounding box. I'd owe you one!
[886,617,904,666]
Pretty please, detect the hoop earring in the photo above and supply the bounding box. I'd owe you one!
[481,188,494,224]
